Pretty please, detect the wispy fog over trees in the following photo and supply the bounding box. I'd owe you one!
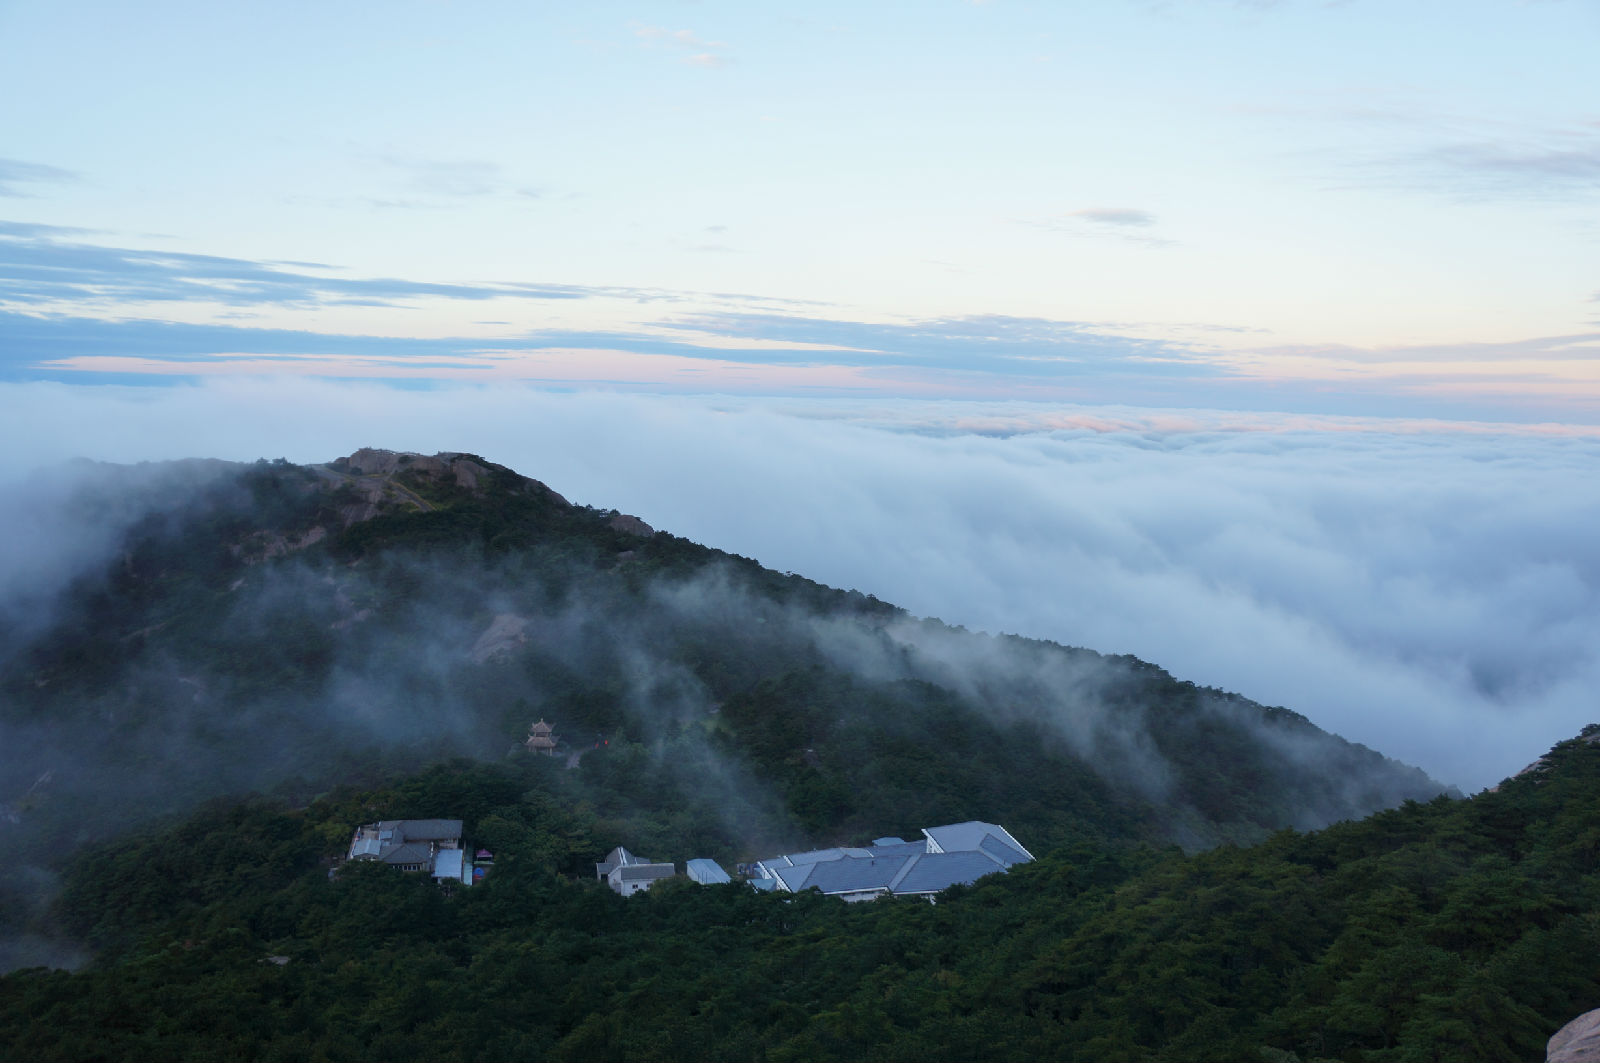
[0,449,1445,974]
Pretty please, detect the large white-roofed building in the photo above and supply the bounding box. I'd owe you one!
[750,821,1033,902]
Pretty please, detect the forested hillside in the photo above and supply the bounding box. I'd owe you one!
[0,448,1475,1056]
[2,729,1596,1060]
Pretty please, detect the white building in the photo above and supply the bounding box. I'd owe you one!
[596,846,676,896]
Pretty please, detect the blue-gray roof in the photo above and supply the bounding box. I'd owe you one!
[757,821,1034,898]
[802,854,910,895]
[786,847,854,866]
[432,849,465,881]
[922,821,1033,861]
[979,834,1029,867]
[349,836,384,858]
[686,858,731,884]
[891,850,1006,894]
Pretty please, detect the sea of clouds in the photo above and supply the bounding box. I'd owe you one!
[2,377,1596,792]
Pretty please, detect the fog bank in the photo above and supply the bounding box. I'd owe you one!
[1,378,1594,790]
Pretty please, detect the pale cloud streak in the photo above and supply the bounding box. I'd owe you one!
[630,22,734,67]
[3,225,1599,421]
[1017,206,1173,246]
[0,159,77,198]
[377,156,545,201]
[0,223,665,312]
[1397,132,1600,202]
[1266,100,1600,203]
[1065,207,1158,226]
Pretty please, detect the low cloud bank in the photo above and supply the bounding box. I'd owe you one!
[2,378,1596,790]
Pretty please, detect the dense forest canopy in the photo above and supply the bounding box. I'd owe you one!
[1,448,1541,1060]
[3,729,1597,1060]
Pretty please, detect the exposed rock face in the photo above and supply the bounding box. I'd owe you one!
[341,448,407,476]
[608,512,655,537]
[452,458,487,490]
[1549,1009,1600,1062]
[230,525,330,564]
[470,614,529,664]
[218,450,576,568]
[1495,729,1600,792]
[330,449,569,506]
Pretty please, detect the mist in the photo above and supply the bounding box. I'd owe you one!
[1,378,1595,791]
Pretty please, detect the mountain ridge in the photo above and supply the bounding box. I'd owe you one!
[0,447,1450,969]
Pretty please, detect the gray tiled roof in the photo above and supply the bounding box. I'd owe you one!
[394,819,463,842]
[380,842,435,866]
[596,846,635,878]
[614,862,675,882]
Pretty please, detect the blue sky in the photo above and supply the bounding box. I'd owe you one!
[1,0,1596,420]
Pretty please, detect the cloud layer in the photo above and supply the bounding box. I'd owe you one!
[1,379,1594,791]
[7,220,1598,421]
[0,159,76,198]
[0,221,613,310]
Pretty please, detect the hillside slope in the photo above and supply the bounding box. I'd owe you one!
[0,726,1593,1060]
[0,449,1449,966]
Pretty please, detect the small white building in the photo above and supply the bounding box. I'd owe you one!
[596,846,676,896]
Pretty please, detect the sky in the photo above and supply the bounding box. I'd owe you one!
[1,0,1597,415]
[1,1,1598,790]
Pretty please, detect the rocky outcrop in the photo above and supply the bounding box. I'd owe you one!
[608,512,655,537]
[1493,729,1600,792]
[330,449,569,507]
[230,524,329,564]
[219,450,577,566]
[341,448,408,476]
[451,457,487,490]
[1549,1009,1600,1062]
[470,614,529,664]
